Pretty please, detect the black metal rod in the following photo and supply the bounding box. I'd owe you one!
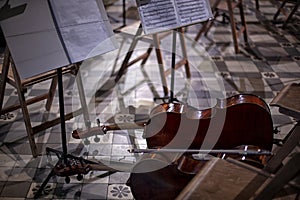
[122,0,126,26]
[169,29,177,102]
[57,68,68,164]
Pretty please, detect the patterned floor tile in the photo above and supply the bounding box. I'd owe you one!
[27,182,56,199]
[107,184,133,200]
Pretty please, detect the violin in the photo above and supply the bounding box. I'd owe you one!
[128,94,274,200]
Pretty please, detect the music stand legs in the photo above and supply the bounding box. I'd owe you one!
[33,68,114,198]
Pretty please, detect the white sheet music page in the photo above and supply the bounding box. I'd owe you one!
[49,0,118,63]
[174,0,213,26]
[136,0,178,34]
[136,0,212,34]
[0,0,70,79]
[0,0,117,79]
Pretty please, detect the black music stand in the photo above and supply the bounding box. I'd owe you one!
[154,28,187,104]
[33,67,78,198]
[34,67,118,198]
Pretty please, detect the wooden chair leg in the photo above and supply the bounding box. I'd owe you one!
[140,45,154,67]
[152,34,169,96]
[194,10,219,42]
[282,1,299,28]
[11,61,38,157]
[115,23,144,83]
[194,0,221,42]
[227,0,240,53]
[255,153,300,200]
[203,13,218,36]
[0,47,9,112]
[239,0,249,46]
[45,76,58,111]
[178,28,191,79]
[255,0,259,10]
[273,0,288,21]
[264,121,300,173]
[194,21,209,42]
[75,65,91,128]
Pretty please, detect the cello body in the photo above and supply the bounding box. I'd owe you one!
[144,94,273,151]
[128,94,274,200]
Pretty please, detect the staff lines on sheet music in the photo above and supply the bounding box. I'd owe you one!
[54,20,111,29]
[178,4,205,10]
[142,6,174,13]
[178,5,205,12]
[143,0,173,7]
[179,7,205,13]
[176,1,205,7]
[3,19,110,38]
[143,15,176,23]
[143,9,176,17]
[137,0,213,34]
[145,20,178,29]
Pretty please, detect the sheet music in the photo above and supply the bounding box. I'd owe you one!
[137,0,178,34]
[174,0,212,25]
[49,0,118,63]
[136,0,213,34]
[0,0,117,79]
[0,0,70,79]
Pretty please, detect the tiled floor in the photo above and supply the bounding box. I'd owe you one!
[0,0,300,199]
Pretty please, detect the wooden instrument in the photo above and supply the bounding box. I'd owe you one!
[144,94,273,151]
[70,94,273,200]
[128,94,274,200]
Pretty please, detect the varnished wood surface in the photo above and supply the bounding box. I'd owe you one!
[145,94,274,151]
[270,83,300,119]
[176,158,265,200]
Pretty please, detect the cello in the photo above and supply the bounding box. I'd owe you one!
[127,94,274,200]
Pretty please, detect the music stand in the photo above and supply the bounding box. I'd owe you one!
[34,67,119,198]
[161,28,183,103]
[134,0,212,103]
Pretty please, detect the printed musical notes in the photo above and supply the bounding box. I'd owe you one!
[0,0,117,79]
[136,0,213,34]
